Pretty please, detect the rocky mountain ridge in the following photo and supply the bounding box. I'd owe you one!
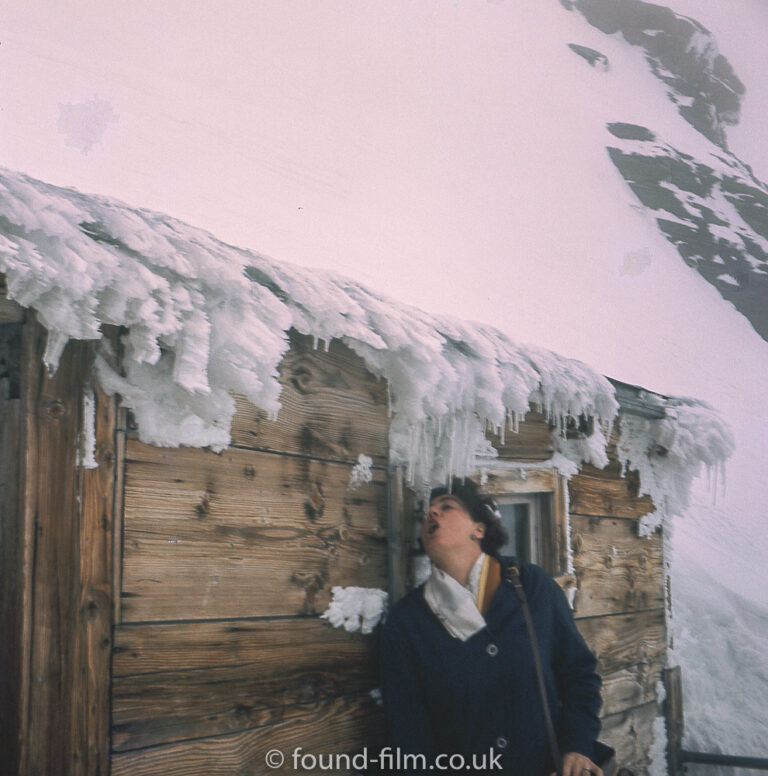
[564,0,768,344]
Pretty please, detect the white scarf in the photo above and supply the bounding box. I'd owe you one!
[423,553,487,641]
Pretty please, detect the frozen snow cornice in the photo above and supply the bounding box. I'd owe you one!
[0,168,731,490]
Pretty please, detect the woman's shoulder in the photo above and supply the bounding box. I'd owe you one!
[382,584,428,632]
[496,556,562,596]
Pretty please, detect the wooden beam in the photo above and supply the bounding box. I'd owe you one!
[11,316,115,776]
[386,466,408,605]
[664,665,684,776]
[72,380,117,776]
[0,325,22,775]
[19,321,92,776]
[482,468,556,495]
[112,407,128,625]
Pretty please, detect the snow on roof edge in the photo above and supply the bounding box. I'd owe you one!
[0,167,732,498]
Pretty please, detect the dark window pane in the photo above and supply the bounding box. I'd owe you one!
[497,502,530,562]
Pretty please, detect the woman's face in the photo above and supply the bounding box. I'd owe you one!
[421,494,484,561]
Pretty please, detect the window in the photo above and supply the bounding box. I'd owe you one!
[496,496,540,564]
[481,469,568,578]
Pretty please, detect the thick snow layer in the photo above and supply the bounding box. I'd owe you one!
[617,398,734,535]
[668,549,768,776]
[0,167,628,486]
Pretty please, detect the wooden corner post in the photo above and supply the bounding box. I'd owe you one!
[664,665,684,776]
[15,316,116,776]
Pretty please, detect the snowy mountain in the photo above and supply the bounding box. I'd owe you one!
[567,0,768,344]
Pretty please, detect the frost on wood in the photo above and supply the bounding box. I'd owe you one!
[78,385,98,469]
[348,454,373,491]
[617,397,734,536]
[321,586,388,634]
[0,168,621,483]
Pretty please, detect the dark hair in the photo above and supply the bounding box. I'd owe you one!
[428,477,508,556]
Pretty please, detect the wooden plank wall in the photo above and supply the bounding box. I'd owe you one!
[111,332,389,775]
[0,314,23,776]
[569,425,666,776]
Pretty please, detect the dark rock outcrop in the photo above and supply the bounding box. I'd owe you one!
[565,0,745,148]
[567,43,610,70]
[606,123,768,342]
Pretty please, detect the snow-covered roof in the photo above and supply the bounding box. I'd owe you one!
[0,168,732,514]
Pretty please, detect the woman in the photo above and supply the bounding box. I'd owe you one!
[380,478,604,776]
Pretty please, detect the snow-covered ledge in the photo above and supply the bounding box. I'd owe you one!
[0,168,731,501]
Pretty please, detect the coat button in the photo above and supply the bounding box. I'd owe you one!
[486,643,499,656]
[496,736,508,749]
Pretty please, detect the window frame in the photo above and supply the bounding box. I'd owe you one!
[478,467,570,579]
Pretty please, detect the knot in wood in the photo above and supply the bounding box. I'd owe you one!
[291,571,325,592]
[83,598,100,620]
[290,365,313,394]
[304,482,326,521]
[43,398,66,418]
[291,571,327,614]
[196,496,211,517]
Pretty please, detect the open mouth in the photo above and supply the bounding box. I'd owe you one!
[426,522,438,535]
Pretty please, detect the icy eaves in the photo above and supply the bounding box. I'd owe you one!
[0,168,729,490]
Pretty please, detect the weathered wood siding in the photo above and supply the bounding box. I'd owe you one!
[111,332,389,775]
[1,308,118,776]
[0,316,23,776]
[569,428,666,776]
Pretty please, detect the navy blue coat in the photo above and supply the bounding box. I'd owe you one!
[379,560,602,776]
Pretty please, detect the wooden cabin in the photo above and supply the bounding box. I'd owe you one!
[2,282,669,776]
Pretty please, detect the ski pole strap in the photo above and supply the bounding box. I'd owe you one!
[507,564,563,776]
